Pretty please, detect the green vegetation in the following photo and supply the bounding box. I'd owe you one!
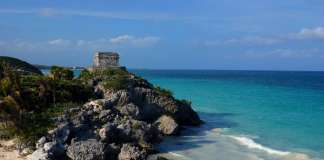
[50,66,74,80]
[103,75,128,90]
[154,86,173,97]
[80,68,130,91]
[0,56,43,75]
[79,69,93,80]
[0,60,93,145]
[80,68,129,79]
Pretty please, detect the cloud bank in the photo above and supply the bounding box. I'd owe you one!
[0,8,176,21]
[0,35,160,53]
[294,27,324,39]
[245,48,324,59]
[205,27,324,46]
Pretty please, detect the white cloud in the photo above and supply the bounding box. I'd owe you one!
[206,26,324,47]
[245,48,322,59]
[205,36,282,46]
[0,35,160,53]
[109,35,160,47]
[48,38,71,46]
[0,8,174,21]
[294,27,324,39]
[109,35,133,44]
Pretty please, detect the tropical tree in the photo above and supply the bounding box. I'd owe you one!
[50,66,74,80]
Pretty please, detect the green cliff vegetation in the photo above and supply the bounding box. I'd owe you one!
[0,61,94,144]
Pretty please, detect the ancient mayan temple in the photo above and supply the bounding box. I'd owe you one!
[93,52,120,68]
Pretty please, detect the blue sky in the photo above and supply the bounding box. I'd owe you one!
[0,0,324,70]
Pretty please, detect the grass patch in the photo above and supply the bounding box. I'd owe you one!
[103,75,128,91]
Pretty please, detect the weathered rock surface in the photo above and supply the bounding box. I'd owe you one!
[99,123,118,142]
[27,142,64,160]
[67,139,106,160]
[155,115,179,135]
[118,143,146,160]
[28,69,201,160]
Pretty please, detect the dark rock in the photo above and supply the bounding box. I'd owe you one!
[105,143,121,160]
[98,109,115,123]
[48,123,70,144]
[28,142,65,160]
[66,139,106,160]
[98,123,118,142]
[119,103,141,119]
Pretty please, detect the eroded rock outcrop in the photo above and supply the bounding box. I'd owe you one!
[28,69,202,160]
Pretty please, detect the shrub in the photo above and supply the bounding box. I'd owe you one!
[91,68,129,79]
[50,66,74,80]
[103,75,128,90]
[154,86,173,97]
[15,102,80,144]
[0,63,3,79]
[0,63,93,145]
[79,69,93,80]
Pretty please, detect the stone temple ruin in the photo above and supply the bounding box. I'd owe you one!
[93,52,119,68]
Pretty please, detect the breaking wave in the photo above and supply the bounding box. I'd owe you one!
[228,135,311,160]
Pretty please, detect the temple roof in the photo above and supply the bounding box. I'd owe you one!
[95,52,119,57]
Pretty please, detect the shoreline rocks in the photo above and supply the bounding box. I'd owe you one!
[27,70,202,160]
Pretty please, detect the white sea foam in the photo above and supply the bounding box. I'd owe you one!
[228,135,312,160]
[167,152,189,160]
[228,135,291,156]
[168,152,186,158]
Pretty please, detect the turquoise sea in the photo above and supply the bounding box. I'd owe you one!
[131,70,324,160]
[44,69,324,159]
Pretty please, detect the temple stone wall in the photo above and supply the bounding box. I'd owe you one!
[93,52,119,68]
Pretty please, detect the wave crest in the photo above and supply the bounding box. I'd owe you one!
[228,135,311,160]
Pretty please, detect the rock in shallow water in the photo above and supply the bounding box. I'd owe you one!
[155,115,179,135]
[118,143,147,160]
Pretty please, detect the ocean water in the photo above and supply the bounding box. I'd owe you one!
[130,70,324,160]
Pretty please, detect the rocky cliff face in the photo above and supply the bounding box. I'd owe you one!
[27,69,202,160]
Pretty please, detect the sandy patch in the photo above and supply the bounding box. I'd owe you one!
[0,139,26,160]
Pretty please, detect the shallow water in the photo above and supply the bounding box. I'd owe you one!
[131,70,324,160]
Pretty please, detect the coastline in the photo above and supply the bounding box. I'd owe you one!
[3,66,322,159]
[157,125,313,160]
